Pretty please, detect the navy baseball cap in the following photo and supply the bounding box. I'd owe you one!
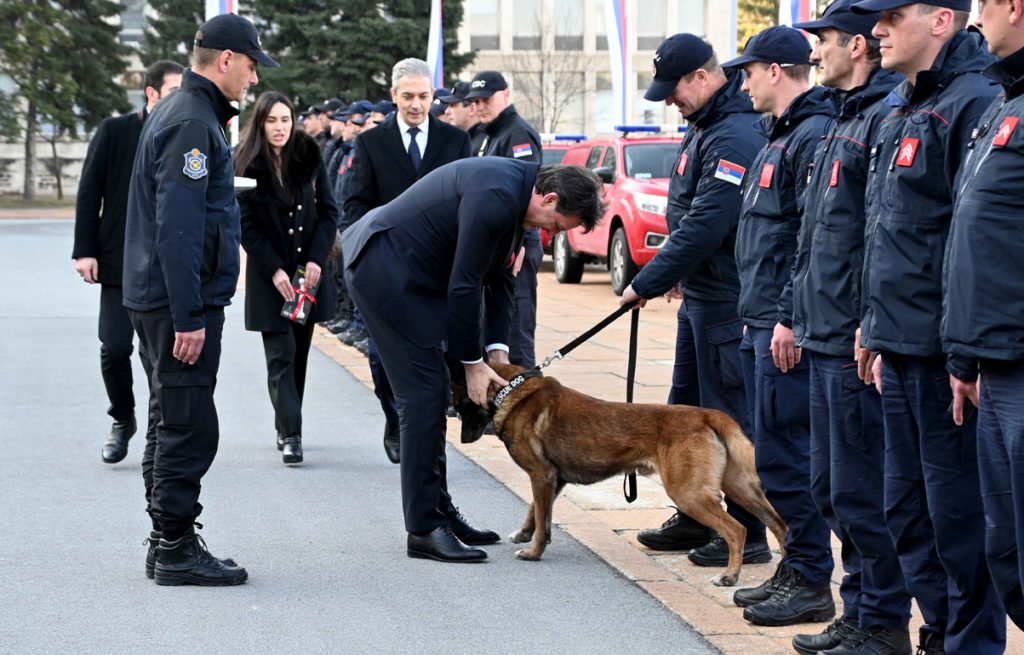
[194,14,279,68]
[319,98,344,115]
[339,99,375,117]
[438,81,472,104]
[722,26,812,68]
[794,0,879,38]
[644,34,714,102]
[372,100,395,114]
[851,0,970,13]
[464,71,509,100]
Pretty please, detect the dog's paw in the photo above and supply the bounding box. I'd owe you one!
[711,573,738,587]
[514,548,542,561]
[509,529,533,544]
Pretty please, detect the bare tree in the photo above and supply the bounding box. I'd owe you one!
[504,9,595,133]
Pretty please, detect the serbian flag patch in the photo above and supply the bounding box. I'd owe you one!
[714,159,746,186]
[896,137,919,167]
[512,143,534,158]
[993,116,1018,147]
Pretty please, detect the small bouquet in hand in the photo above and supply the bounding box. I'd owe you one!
[280,266,320,325]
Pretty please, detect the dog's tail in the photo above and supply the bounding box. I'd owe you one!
[707,411,788,544]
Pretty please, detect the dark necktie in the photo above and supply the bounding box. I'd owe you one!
[408,126,422,172]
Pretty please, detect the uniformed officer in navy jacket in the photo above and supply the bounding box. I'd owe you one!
[343,159,604,563]
[724,25,836,629]
[123,13,278,587]
[851,0,1005,652]
[944,0,1024,634]
[788,2,913,652]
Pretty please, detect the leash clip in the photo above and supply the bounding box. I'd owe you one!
[537,351,563,370]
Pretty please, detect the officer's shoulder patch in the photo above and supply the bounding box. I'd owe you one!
[182,148,208,180]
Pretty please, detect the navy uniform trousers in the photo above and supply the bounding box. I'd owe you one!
[976,359,1024,632]
[509,234,542,368]
[879,354,1005,653]
[740,327,833,586]
[345,234,457,533]
[807,351,911,629]
[129,307,224,537]
[670,298,765,543]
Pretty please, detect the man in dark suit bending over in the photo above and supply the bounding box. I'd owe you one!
[343,160,605,562]
[344,58,472,465]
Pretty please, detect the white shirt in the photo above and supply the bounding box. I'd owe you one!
[395,114,428,157]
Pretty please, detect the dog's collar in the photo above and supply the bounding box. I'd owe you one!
[491,369,544,409]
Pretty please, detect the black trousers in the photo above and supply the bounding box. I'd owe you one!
[346,242,456,534]
[130,306,224,536]
[261,320,315,438]
[99,286,138,420]
[510,238,542,368]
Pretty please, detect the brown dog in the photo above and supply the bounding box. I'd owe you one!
[451,362,787,587]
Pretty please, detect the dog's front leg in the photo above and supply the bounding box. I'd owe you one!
[515,474,558,561]
[509,504,536,543]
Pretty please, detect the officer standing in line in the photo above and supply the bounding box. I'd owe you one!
[723,25,836,628]
[620,34,770,565]
[850,0,1005,652]
[321,100,346,167]
[944,0,1024,635]
[786,2,913,652]
[123,13,278,586]
[439,81,488,154]
[465,71,544,369]
[73,59,183,465]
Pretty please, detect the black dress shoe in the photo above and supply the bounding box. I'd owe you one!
[742,568,836,627]
[383,421,400,464]
[793,616,860,654]
[734,562,792,607]
[407,526,487,562]
[447,508,500,545]
[146,528,236,580]
[154,529,247,586]
[820,626,911,655]
[637,510,714,551]
[687,534,772,567]
[282,435,303,464]
[276,433,285,451]
[102,417,137,463]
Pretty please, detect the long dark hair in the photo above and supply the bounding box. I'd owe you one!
[233,91,296,181]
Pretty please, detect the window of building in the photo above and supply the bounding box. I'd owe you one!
[636,0,666,51]
[595,0,608,50]
[470,0,500,51]
[594,72,615,132]
[554,0,583,51]
[514,0,542,50]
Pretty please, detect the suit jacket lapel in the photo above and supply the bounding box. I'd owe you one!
[383,118,418,183]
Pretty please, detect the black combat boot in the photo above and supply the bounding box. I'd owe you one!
[733,562,792,607]
[636,510,714,551]
[688,534,772,566]
[793,616,860,654]
[822,626,911,655]
[742,567,836,627]
[154,527,247,586]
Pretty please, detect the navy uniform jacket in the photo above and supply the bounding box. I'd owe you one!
[791,68,901,356]
[943,46,1024,380]
[342,158,535,362]
[73,109,145,286]
[735,86,832,329]
[343,113,472,225]
[630,70,765,302]
[861,29,998,357]
[123,69,241,331]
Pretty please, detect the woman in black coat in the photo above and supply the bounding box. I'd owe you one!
[235,91,339,464]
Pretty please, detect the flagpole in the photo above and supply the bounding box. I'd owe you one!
[426,0,444,88]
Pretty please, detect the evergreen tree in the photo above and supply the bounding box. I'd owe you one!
[0,0,129,199]
[251,0,474,111]
[141,0,206,66]
[738,0,779,50]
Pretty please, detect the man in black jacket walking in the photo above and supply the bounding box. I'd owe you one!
[344,59,472,464]
[787,2,913,652]
[73,59,183,465]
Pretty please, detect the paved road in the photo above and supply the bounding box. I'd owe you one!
[0,220,718,655]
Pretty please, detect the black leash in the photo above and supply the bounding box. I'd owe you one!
[536,300,640,504]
